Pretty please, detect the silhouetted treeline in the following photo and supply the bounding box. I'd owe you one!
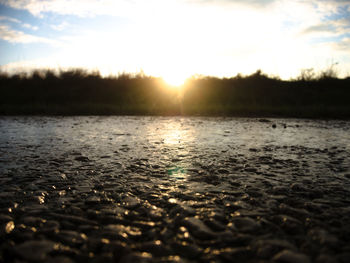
[0,69,350,118]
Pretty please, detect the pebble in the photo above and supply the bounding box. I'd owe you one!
[105,224,142,239]
[272,250,311,263]
[5,221,15,234]
[56,230,87,246]
[14,240,57,261]
[20,216,46,227]
[137,240,169,257]
[171,241,202,259]
[308,228,339,248]
[231,217,260,232]
[85,196,101,205]
[50,256,75,263]
[122,196,141,209]
[0,214,13,223]
[182,217,216,239]
[75,156,90,162]
[316,254,338,263]
[217,247,253,262]
[254,239,296,259]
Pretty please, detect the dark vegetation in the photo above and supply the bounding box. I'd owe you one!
[0,68,350,118]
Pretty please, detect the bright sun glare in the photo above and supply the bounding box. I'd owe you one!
[162,73,186,87]
[158,64,190,87]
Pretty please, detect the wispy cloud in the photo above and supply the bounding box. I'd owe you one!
[0,15,20,23]
[1,0,349,18]
[50,21,69,31]
[0,0,136,17]
[0,24,58,44]
[301,17,350,38]
[22,23,38,31]
[333,37,350,51]
[301,22,340,38]
[188,0,277,8]
[0,15,38,30]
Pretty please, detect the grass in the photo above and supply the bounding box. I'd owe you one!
[0,68,350,118]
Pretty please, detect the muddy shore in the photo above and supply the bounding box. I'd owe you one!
[1,116,350,262]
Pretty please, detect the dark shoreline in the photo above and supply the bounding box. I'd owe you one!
[1,111,350,120]
[1,69,350,119]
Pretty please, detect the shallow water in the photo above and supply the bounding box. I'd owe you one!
[1,116,349,172]
[1,116,350,262]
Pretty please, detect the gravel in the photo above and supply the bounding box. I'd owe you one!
[1,116,350,262]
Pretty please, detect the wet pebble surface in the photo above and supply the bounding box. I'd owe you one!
[1,116,350,262]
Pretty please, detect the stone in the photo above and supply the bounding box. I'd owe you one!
[5,221,15,234]
[14,240,57,262]
[20,216,46,227]
[217,247,253,262]
[169,205,196,218]
[50,256,75,263]
[56,230,87,246]
[337,252,350,263]
[119,252,152,263]
[104,224,142,240]
[85,196,101,205]
[0,214,13,223]
[290,183,306,192]
[38,220,60,234]
[254,239,296,259]
[308,228,339,248]
[49,213,97,225]
[316,254,338,263]
[182,217,215,239]
[204,218,226,231]
[75,156,90,162]
[273,250,310,263]
[171,241,202,259]
[122,196,141,209]
[259,119,271,123]
[138,240,169,257]
[231,217,260,232]
[274,215,303,234]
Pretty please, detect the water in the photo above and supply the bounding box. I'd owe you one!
[1,116,349,179]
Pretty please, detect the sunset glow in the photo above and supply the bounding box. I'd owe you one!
[1,0,350,79]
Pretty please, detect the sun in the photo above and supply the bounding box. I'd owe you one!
[162,73,187,87]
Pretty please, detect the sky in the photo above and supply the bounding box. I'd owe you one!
[0,0,350,84]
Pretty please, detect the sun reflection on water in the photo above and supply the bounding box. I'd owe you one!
[154,119,194,181]
[163,125,186,145]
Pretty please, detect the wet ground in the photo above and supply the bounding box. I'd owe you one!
[0,116,350,263]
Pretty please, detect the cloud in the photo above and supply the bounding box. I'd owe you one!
[0,24,58,44]
[22,23,38,31]
[0,0,136,17]
[50,21,69,31]
[302,23,334,34]
[1,0,349,16]
[187,0,276,7]
[0,15,20,23]
[300,22,340,39]
[0,0,286,18]
[0,57,60,73]
[301,17,350,38]
[0,15,38,30]
[333,37,350,51]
